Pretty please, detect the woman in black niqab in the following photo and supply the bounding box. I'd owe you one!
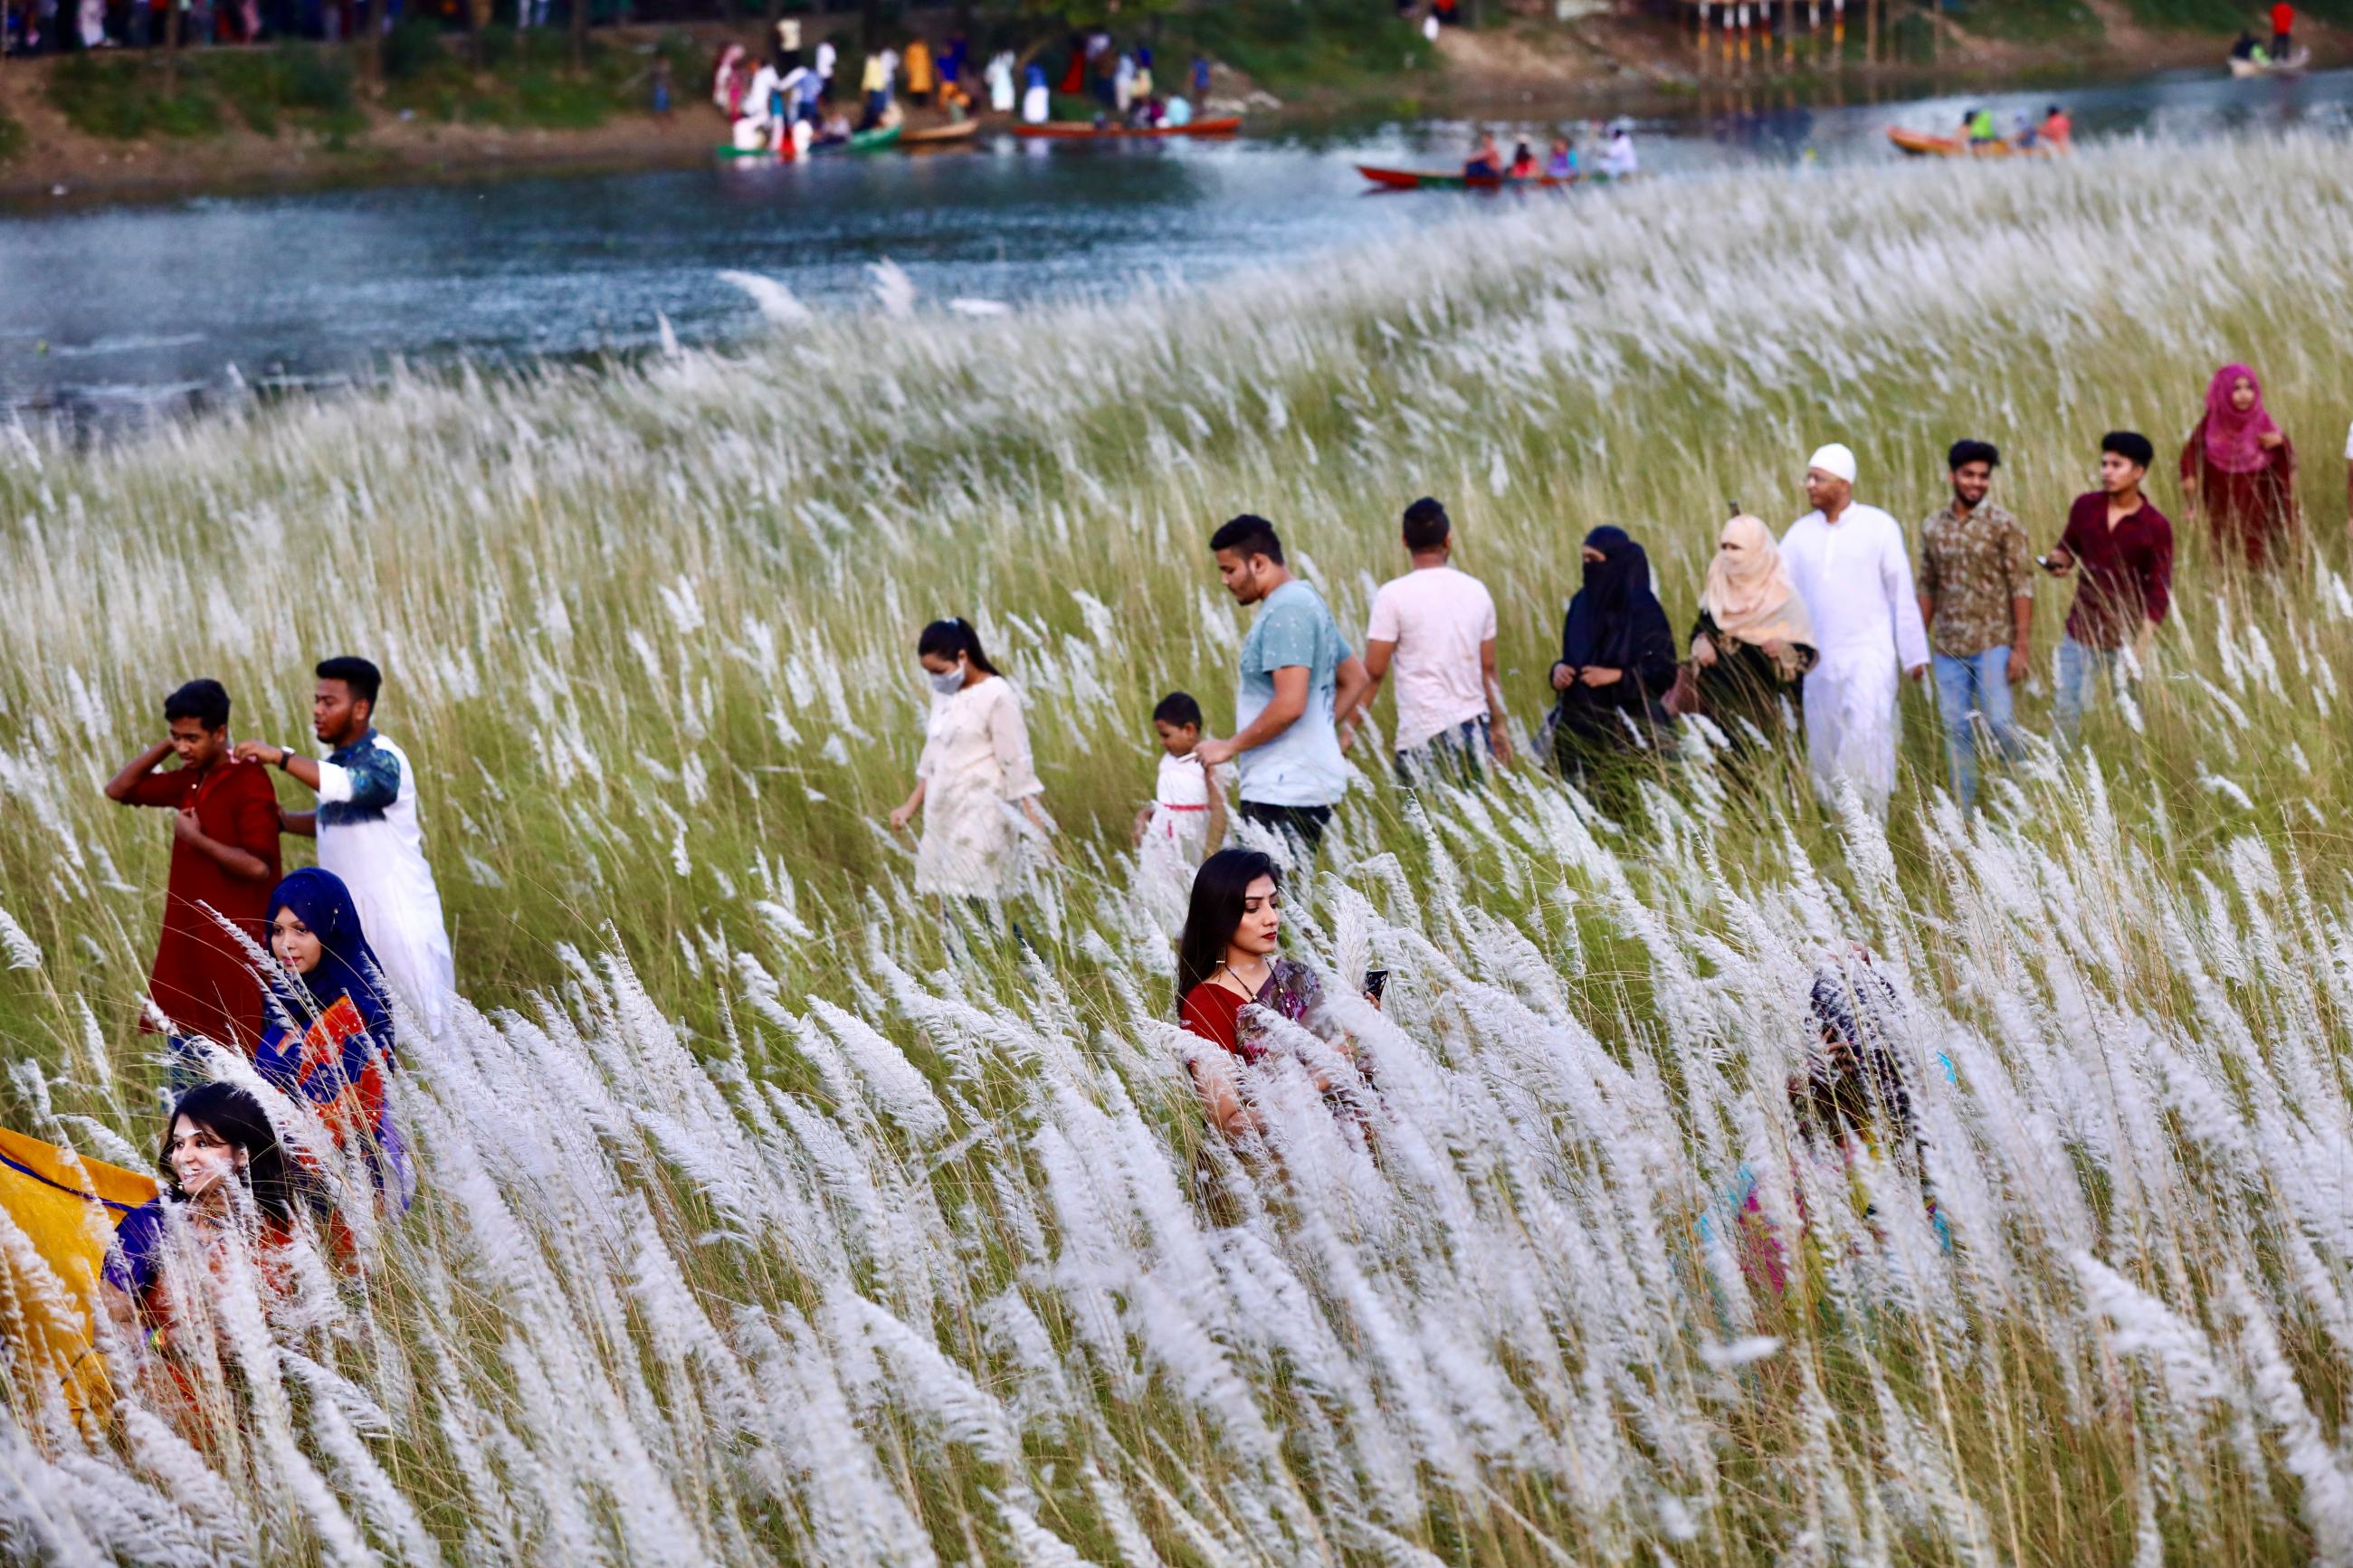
[1548,526,1677,781]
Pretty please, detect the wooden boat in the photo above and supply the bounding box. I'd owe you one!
[1886,126,2049,158]
[1013,116,1242,140]
[714,122,904,161]
[2228,46,2310,77]
[1356,164,1579,190]
[900,119,982,147]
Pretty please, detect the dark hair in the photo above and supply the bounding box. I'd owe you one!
[314,656,383,708]
[1946,440,2000,473]
[1401,497,1452,552]
[2101,431,2155,469]
[159,1081,302,1224]
[916,618,1002,677]
[1209,514,1284,565]
[1793,965,1914,1152]
[163,678,231,731]
[1153,691,1204,730]
[1175,848,1279,1014]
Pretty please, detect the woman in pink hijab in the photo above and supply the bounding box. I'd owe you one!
[2181,363,2298,567]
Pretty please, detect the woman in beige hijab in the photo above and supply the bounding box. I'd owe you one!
[1690,514,1817,750]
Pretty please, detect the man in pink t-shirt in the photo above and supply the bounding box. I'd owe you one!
[1344,497,1514,782]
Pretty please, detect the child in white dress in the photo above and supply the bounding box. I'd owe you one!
[1132,692,1224,936]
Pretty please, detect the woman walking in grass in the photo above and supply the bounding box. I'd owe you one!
[890,619,1054,910]
[2180,362,2298,568]
[1689,513,1817,751]
[258,868,410,1206]
[1548,526,1676,794]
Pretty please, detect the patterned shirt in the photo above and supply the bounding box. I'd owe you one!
[1917,500,2033,659]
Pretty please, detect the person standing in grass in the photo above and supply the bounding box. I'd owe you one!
[890,618,1055,908]
[2180,363,2298,569]
[2043,432,2174,746]
[104,679,282,1066]
[1133,692,1224,937]
[1778,442,1930,818]
[1917,440,2034,812]
[1345,496,1514,784]
[1547,526,1675,795]
[1196,515,1370,860]
[235,657,453,1040]
[1689,514,1816,758]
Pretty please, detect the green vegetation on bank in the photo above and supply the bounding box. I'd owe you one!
[0,103,24,164]
[41,24,702,144]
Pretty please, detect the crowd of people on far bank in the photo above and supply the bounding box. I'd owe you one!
[710,18,1215,154]
[20,356,2322,1389]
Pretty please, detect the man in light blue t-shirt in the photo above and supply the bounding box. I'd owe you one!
[1194,514,1370,857]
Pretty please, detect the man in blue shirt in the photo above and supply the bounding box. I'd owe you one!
[1195,515,1370,858]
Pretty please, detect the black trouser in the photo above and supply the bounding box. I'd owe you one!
[1239,801,1333,857]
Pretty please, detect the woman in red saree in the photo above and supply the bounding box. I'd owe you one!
[1176,849,1364,1136]
[2181,362,2298,568]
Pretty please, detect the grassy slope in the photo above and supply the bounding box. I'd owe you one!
[2,138,2352,1563]
[40,23,701,144]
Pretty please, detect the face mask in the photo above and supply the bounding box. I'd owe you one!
[928,664,967,697]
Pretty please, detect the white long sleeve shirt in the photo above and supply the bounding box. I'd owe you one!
[1780,503,1929,666]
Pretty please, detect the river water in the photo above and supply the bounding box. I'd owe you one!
[3,65,2346,422]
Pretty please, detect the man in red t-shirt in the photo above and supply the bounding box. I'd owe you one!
[103,679,282,1069]
[2272,3,2295,54]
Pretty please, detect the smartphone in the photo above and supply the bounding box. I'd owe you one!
[1363,968,1390,1003]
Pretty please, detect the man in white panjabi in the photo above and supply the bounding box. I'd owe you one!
[1779,443,1930,817]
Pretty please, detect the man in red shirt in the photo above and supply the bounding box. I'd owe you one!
[103,679,282,1070]
[2272,3,2295,56]
[2042,432,2173,746]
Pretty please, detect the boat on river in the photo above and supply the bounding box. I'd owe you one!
[900,120,982,147]
[1013,117,1241,140]
[1356,164,1576,190]
[715,123,904,161]
[2228,46,2310,77]
[1886,127,2051,158]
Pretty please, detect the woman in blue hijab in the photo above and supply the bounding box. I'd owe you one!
[255,868,409,1203]
[1547,525,1677,790]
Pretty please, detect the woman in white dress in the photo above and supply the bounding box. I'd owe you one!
[889,619,1053,904]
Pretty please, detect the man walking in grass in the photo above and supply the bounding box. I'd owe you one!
[1918,440,2034,812]
[104,679,282,1068]
[1343,496,1515,783]
[2043,432,2174,746]
[237,656,454,1037]
[1779,442,1930,818]
[1196,514,1370,859]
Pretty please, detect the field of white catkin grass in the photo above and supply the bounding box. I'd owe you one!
[2,132,2352,1564]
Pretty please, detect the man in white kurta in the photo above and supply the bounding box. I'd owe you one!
[1780,443,1931,817]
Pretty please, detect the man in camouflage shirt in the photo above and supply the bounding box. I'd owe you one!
[1917,440,2034,812]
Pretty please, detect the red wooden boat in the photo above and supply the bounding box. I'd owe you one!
[1356,164,1579,190]
[1013,117,1242,140]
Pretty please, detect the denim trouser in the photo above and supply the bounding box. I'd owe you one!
[1394,716,1490,787]
[1930,648,2017,810]
[2054,636,2120,746]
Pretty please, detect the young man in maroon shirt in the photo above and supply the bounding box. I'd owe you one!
[2042,432,2174,746]
[103,679,283,1072]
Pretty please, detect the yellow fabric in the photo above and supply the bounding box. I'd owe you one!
[0,1126,158,1421]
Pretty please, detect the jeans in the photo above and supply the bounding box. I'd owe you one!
[1395,717,1490,787]
[2054,636,2120,746]
[1930,648,2017,811]
[1238,800,1332,860]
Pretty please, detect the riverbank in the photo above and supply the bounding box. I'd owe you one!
[1,3,2344,204]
